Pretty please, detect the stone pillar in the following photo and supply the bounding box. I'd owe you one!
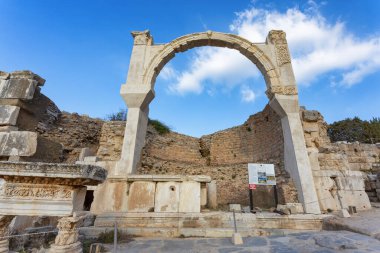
[115,85,154,175]
[0,215,14,253]
[49,216,84,253]
[207,180,218,209]
[270,95,321,214]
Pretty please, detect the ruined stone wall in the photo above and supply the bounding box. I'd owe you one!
[95,105,298,208]
[41,112,104,163]
[300,108,380,211]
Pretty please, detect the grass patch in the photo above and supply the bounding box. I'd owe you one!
[149,119,171,135]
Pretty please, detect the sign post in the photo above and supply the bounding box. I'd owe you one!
[248,164,277,211]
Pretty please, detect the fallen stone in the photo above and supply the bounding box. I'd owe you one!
[10,70,45,86]
[0,105,20,126]
[0,79,38,99]
[0,131,37,156]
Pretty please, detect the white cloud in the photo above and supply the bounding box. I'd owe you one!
[164,47,260,95]
[241,86,256,102]
[161,1,380,98]
[230,4,380,87]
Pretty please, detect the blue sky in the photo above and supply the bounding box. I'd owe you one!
[1,0,379,137]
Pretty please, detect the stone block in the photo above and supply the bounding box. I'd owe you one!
[0,131,37,156]
[302,110,320,122]
[207,181,218,209]
[200,183,207,207]
[10,70,45,86]
[179,181,200,213]
[286,203,304,214]
[0,126,18,132]
[0,105,20,126]
[154,182,180,212]
[91,180,128,214]
[0,79,38,99]
[127,181,156,212]
[0,182,86,216]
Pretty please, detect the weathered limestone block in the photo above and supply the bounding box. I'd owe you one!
[155,182,180,212]
[0,131,37,156]
[0,79,38,99]
[179,181,200,212]
[207,180,218,209]
[313,170,370,211]
[49,216,83,253]
[0,215,14,253]
[200,183,207,207]
[0,162,107,216]
[91,180,129,214]
[302,110,320,122]
[0,105,20,126]
[0,182,86,216]
[127,181,155,212]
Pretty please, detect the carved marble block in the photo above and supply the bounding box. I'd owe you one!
[0,161,107,216]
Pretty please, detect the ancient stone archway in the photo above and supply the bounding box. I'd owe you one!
[116,30,321,214]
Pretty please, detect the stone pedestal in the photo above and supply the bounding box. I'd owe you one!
[0,215,14,253]
[49,216,84,253]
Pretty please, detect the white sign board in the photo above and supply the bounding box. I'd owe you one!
[248,164,276,186]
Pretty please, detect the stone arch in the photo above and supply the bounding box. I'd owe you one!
[115,30,321,214]
[143,31,280,96]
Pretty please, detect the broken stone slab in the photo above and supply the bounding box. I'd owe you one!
[0,131,37,156]
[302,110,320,122]
[0,105,20,126]
[9,70,45,86]
[0,79,39,99]
[0,161,107,186]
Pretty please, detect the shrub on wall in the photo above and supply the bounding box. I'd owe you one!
[328,117,380,143]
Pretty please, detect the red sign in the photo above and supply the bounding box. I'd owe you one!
[249,184,256,190]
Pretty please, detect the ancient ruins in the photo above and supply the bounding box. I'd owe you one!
[0,30,379,251]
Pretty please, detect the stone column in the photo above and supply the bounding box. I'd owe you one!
[115,85,154,175]
[0,215,14,253]
[49,216,84,253]
[270,95,321,214]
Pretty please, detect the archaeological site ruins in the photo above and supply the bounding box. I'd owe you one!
[0,30,379,252]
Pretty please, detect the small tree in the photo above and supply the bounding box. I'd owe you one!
[106,108,127,121]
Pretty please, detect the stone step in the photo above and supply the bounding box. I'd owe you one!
[79,226,319,239]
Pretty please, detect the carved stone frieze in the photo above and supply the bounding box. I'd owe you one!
[268,30,291,66]
[0,161,107,186]
[266,85,298,99]
[1,183,72,200]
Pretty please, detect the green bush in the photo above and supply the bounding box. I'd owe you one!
[106,108,127,121]
[327,117,380,143]
[149,119,171,135]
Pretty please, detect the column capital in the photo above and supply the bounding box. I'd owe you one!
[120,85,155,109]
